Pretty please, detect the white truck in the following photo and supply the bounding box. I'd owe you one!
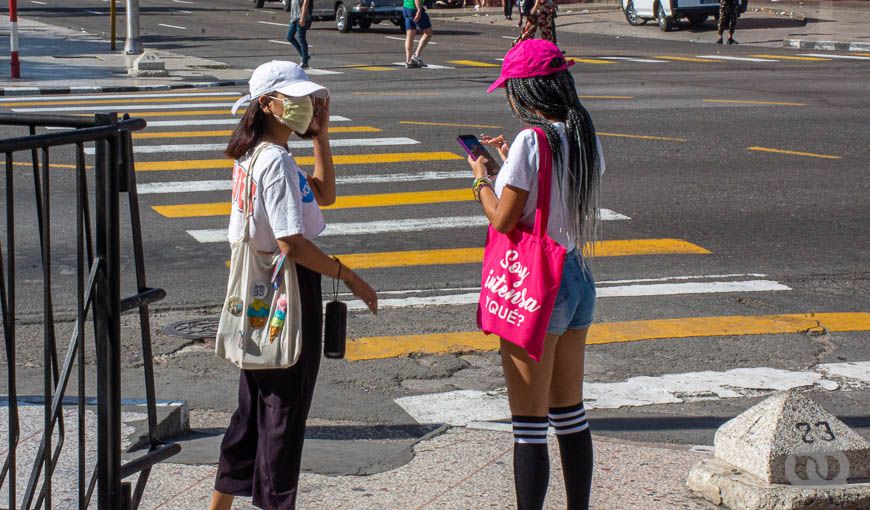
[621,0,748,31]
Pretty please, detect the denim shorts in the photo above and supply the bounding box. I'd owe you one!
[547,250,596,335]
[403,7,432,31]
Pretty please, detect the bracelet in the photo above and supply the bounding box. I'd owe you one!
[472,177,493,203]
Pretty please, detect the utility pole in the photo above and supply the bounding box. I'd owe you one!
[9,0,20,78]
[124,0,142,54]
[110,0,117,50]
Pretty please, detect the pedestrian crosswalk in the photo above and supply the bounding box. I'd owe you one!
[5,87,856,363]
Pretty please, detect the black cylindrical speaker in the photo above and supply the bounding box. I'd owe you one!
[324,300,347,359]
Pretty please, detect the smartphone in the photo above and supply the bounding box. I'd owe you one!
[457,134,499,176]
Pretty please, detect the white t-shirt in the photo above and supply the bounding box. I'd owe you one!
[227,142,326,252]
[494,124,606,252]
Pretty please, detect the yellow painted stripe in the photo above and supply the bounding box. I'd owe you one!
[346,312,870,360]
[747,146,841,160]
[704,99,806,106]
[565,56,615,65]
[2,96,240,107]
[132,126,381,139]
[447,60,500,68]
[11,161,80,169]
[134,151,463,172]
[400,121,502,129]
[152,188,472,218]
[580,95,634,100]
[598,132,687,142]
[337,239,711,269]
[852,52,870,57]
[654,55,721,63]
[750,54,830,61]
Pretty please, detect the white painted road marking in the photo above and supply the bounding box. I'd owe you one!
[31,1,47,4]
[396,363,870,425]
[799,53,870,60]
[697,55,775,62]
[260,21,288,26]
[91,137,419,155]
[385,35,437,45]
[86,10,104,15]
[158,23,188,30]
[390,62,454,69]
[184,209,631,243]
[339,277,789,311]
[0,91,241,102]
[126,115,349,128]
[13,102,236,112]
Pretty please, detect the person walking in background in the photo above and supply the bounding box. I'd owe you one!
[504,0,514,21]
[514,0,557,45]
[468,40,605,509]
[287,0,312,68]
[209,61,377,510]
[403,0,434,68]
[717,0,739,44]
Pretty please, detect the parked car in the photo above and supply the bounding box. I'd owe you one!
[621,0,748,31]
[252,0,406,33]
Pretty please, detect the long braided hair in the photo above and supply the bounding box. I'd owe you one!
[505,70,601,257]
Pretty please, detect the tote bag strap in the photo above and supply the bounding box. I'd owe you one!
[531,127,555,239]
[241,143,270,242]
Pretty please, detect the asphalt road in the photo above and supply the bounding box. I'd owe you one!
[2,0,868,450]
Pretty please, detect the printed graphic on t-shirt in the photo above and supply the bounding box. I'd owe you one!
[298,171,314,204]
[232,161,257,212]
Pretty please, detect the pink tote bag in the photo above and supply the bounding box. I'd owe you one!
[477,127,566,361]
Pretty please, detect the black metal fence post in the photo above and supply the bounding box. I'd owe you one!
[0,112,178,510]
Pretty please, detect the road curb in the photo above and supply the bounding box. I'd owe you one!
[0,79,250,97]
[783,38,870,52]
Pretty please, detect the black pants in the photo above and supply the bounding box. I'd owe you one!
[504,0,514,18]
[214,265,323,510]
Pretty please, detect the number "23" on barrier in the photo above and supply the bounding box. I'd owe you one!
[796,421,836,444]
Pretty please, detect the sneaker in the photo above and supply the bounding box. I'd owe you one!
[715,36,723,44]
[301,61,310,69]
[406,59,421,68]
[411,55,427,68]
[727,38,738,44]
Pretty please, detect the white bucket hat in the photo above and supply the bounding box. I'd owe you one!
[231,60,330,115]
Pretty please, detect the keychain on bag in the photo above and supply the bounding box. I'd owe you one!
[324,257,347,359]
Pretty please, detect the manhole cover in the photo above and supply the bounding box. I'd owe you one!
[162,317,220,340]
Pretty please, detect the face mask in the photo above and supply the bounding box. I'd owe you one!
[268,95,314,134]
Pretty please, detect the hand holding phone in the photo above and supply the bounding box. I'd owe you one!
[457,134,499,176]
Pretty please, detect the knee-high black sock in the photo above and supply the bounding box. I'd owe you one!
[512,415,550,510]
[549,402,593,510]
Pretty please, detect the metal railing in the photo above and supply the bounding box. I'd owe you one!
[0,112,180,509]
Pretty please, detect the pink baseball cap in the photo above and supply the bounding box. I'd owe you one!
[487,39,574,93]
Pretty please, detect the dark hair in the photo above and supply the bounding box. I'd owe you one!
[225,101,269,160]
[505,70,601,256]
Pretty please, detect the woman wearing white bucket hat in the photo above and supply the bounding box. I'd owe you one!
[210,61,378,510]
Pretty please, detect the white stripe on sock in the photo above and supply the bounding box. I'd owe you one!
[548,406,585,420]
[550,414,587,428]
[515,437,549,444]
[553,422,589,435]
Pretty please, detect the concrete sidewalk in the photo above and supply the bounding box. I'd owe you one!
[131,427,715,509]
[0,16,249,94]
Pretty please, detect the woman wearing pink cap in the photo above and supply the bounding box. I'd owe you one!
[468,40,605,509]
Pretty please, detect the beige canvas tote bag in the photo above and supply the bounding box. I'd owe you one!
[215,144,304,369]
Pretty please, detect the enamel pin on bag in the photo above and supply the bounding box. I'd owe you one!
[476,128,566,361]
[216,144,304,370]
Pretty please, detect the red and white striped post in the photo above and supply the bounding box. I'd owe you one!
[9,0,21,78]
